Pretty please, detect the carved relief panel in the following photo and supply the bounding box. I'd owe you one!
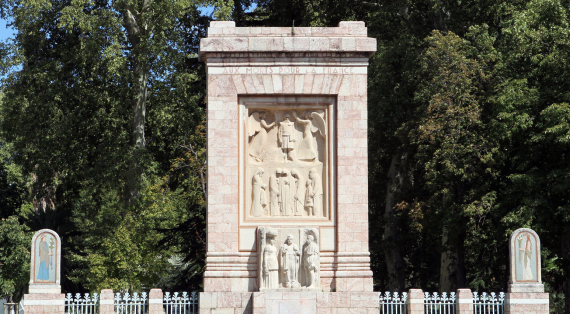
[241,96,334,224]
[258,226,320,290]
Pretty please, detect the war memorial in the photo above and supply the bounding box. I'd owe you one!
[19,21,549,314]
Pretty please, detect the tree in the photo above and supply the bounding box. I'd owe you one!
[0,216,29,303]
[0,0,207,291]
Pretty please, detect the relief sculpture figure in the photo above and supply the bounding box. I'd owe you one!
[301,232,320,288]
[305,168,323,217]
[269,170,281,216]
[290,169,304,216]
[248,112,275,162]
[293,111,327,161]
[280,235,300,288]
[36,235,51,281]
[279,169,292,216]
[519,234,534,280]
[262,237,279,289]
[278,113,296,162]
[251,168,267,217]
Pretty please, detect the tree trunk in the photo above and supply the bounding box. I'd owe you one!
[440,229,454,291]
[383,151,407,291]
[122,7,148,203]
[132,60,147,149]
[440,227,467,291]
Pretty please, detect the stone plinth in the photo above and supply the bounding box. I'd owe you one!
[504,292,549,314]
[22,293,65,314]
[199,20,376,313]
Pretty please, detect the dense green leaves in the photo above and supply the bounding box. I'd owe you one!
[0,216,30,303]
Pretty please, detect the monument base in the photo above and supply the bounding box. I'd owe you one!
[508,283,544,293]
[199,291,379,314]
[504,292,549,314]
[22,293,65,314]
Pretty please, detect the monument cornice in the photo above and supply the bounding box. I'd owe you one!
[198,21,377,61]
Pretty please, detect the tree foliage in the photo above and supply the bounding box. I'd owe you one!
[0,216,30,303]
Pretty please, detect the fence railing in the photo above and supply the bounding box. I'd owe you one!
[65,293,99,314]
[424,292,456,314]
[114,292,147,314]
[163,292,198,314]
[473,292,504,314]
[379,292,407,314]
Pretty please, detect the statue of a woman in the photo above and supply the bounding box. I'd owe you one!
[262,238,279,289]
[251,168,266,217]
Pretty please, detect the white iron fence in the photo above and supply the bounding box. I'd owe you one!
[65,293,99,314]
[163,292,198,314]
[65,291,198,314]
[473,292,504,314]
[115,292,147,314]
[379,292,407,314]
[424,292,456,314]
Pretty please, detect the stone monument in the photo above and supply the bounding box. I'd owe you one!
[505,228,548,314]
[23,229,65,314]
[199,21,378,313]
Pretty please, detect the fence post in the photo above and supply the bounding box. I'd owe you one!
[99,290,114,314]
[407,289,424,314]
[456,289,473,314]
[148,289,163,314]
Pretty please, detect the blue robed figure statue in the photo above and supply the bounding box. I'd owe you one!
[36,235,51,281]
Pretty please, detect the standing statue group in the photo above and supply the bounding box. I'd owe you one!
[251,167,323,217]
[248,110,327,163]
[261,232,320,289]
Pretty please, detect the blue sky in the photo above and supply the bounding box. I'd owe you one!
[0,4,253,43]
[0,18,14,42]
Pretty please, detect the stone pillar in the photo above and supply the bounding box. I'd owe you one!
[149,289,163,314]
[456,288,473,314]
[99,289,114,314]
[407,289,424,314]
[199,19,376,314]
[23,230,65,314]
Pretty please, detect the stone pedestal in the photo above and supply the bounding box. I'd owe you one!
[21,294,65,314]
[199,20,376,313]
[504,293,549,314]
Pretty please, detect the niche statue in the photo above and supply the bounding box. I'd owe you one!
[300,229,320,288]
[280,235,300,288]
